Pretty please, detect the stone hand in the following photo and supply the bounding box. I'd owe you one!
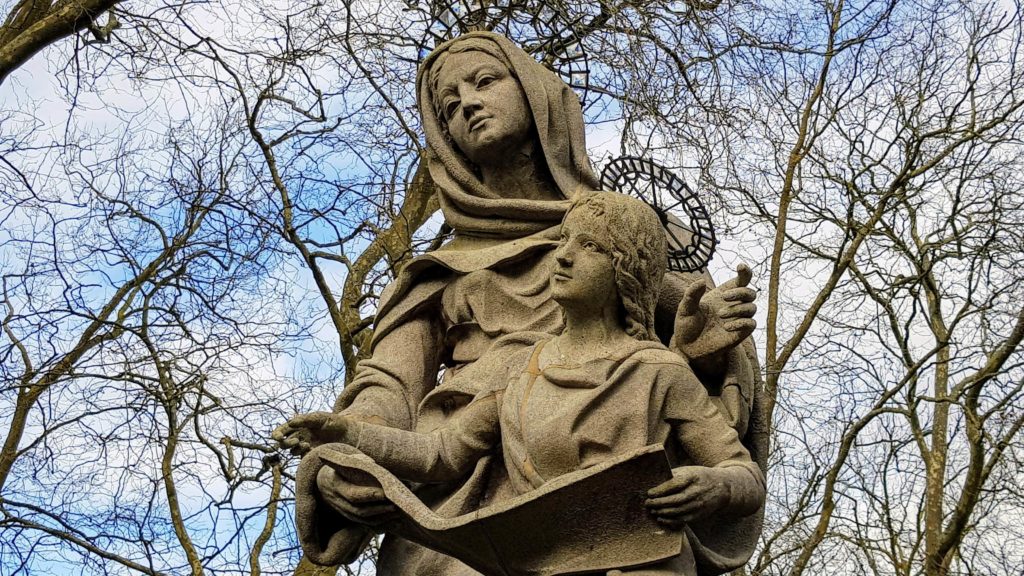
[671,264,756,362]
[316,464,397,526]
[644,466,732,528]
[272,411,351,456]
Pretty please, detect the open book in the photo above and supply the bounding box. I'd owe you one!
[319,444,682,576]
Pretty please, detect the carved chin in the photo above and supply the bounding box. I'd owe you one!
[461,132,508,162]
[550,278,584,304]
[457,122,533,166]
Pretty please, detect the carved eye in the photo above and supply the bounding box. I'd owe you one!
[477,75,494,88]
[583,240,601,252]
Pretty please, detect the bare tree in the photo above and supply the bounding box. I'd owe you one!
[4,0,1024,575]
[0,0,122,85]
[0,102,317,573]
[626,0,1024,574]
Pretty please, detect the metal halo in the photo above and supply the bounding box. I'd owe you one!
[600,157,716,272]
[410,1,592,107]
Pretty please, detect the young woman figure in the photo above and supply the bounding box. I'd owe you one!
[279,192,765,575]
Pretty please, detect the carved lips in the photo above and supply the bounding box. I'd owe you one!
[467,115,491,132]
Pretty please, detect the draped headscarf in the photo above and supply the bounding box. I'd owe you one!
[417,31,601,237]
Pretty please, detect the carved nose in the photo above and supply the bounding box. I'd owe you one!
[461,93,483,117]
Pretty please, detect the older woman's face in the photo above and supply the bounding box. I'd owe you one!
[435,51,533,166]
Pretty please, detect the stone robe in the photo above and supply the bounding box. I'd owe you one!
[292,31,766,576]
[294,236,764,575]
[336,336,764,575]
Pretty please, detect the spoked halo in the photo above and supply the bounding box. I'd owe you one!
[600,157,716,272]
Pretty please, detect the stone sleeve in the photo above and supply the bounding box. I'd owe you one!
[712,461,765,518]
[345,392,501,483]
[660,363,765,516]
[333,310,445,430]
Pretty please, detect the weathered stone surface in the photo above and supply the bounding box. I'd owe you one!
[274,32,765,576]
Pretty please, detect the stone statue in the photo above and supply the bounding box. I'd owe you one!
[280,191,764,574]
[274,31,766,576]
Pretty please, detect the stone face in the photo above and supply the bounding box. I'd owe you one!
[275,32,766,576]
[431,50,534,168]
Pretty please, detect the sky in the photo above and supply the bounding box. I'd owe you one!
[4,1,1024,575]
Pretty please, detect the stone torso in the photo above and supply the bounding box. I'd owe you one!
[496,340,684,494]
[440,248,562,366]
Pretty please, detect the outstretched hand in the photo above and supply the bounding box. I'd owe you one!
[273,418,397,524]
[272,411,352,456]
[644,466,732,529]
[671,264,756,362]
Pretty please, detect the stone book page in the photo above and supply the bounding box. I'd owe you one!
[318,445,682,576]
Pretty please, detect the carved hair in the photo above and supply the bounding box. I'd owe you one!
[566,192,667,341]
